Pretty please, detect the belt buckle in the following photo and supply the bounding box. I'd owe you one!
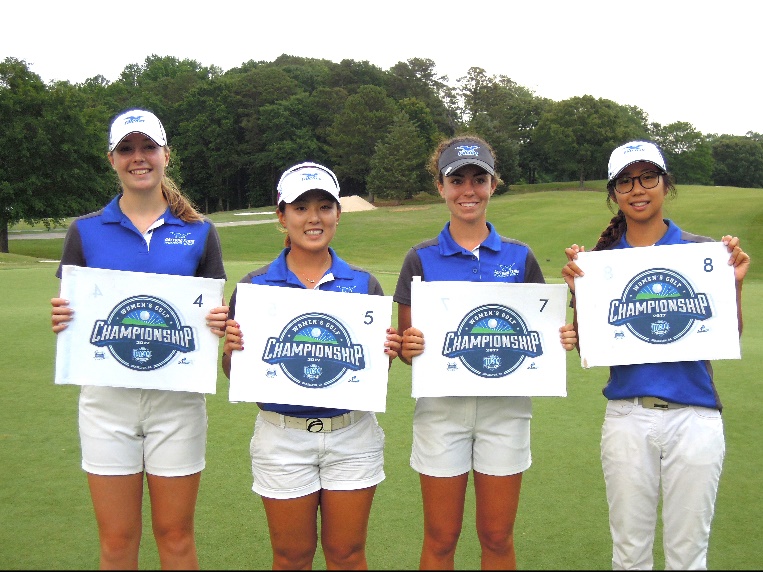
[305,417,330,433]
[642,397,669,409]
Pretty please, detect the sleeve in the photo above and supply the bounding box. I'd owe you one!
[55,223,85,278]
[524,247,545,284]
[196,222,226,280]
[392,247,423,306]
[367,273,384,296]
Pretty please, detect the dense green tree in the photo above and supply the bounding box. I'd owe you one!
[326,85,398,195]
[650,121,713,185]
[327,59,388,94]
[250,93,327,206]
[367,111,428,202]
[387,58,455,135]
[534,95,647,186]
[0,58,110,252]
[711,136,763,188]
[268,54,334,93]
[174,80,243,212]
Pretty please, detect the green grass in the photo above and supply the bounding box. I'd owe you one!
[2,185,762,569]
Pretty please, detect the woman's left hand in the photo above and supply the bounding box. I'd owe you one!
[559,323,578,352]
[385,327,403,362]
[722,235,750,282]
[206,305,229,338]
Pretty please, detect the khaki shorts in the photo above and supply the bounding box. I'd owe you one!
[410,396,532,477]
[78,385,207,476]
[250,410,385,499]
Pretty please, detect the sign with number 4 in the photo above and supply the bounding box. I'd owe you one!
[55,265,225,392]
[574,242,740,368]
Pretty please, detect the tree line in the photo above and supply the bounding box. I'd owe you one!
[2,53,762,252]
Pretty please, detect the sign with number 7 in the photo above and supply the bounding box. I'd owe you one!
[410,279,568,397]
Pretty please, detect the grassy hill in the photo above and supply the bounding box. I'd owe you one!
[1,183,761,569]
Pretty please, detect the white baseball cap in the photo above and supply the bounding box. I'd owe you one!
[277,162,340,204]
[608,141,667,181]
[108,109,167,152]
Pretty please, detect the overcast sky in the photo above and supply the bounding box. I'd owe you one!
[4,0,759,136]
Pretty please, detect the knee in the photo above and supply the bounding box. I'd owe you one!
[477,527,514,556]
[272,544,317,570]
[153,523,195,558]
[99,529,141,564]
[424,525,461,556]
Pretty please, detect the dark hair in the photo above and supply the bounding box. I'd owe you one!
[593,171,677,251]
[427,134,503,188]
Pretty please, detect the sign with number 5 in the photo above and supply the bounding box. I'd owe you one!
[55,265,225,393]
[229,284,393,412]
[574,242,740,368]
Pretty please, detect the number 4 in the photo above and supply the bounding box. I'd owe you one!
[193,295,203,307]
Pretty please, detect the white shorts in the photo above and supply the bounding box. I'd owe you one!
[250,411,385,499]
[78,385,207,477]
[410,396,532,478]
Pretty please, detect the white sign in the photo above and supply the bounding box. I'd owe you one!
[574,242,740,368]
[55,265,225,393]
[229,284,393,412]
[410,279,568,397]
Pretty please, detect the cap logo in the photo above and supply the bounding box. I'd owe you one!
[123,115,147,125]
[623,144,646,154]
[302,172,321,181]
[456,144,481,157]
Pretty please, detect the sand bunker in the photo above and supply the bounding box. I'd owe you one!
[340,195,376,212]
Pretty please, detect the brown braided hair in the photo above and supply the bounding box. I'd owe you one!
[592,172,677,251]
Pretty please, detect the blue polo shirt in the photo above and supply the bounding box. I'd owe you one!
[602,219,722,410]
[56,194,226,279]
[393,221,545,308]
[228,247,385,418]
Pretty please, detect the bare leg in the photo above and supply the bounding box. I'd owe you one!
[320,486,377,570]
[261,492,320,570]
[87,473,144,570]
[418,473,469,570]
[146,472,201,570]
[474,471,523,570]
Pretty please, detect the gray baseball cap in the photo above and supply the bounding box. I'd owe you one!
[438,139,495,176]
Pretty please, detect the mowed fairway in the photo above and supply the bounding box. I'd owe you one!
[2,185,761,569]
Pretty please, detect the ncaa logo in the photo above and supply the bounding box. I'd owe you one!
[262,312,365,388]
[608,268,712,344]
[89,295,196,371]
[441,304,543,378]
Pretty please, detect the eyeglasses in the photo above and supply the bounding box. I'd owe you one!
[613,171,663,194]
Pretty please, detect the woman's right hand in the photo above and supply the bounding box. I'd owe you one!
[51,298,73,334]
[562,244,585,292]
[401,326,425,363]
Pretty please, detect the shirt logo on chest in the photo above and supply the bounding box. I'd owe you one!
[164,231,196,246]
